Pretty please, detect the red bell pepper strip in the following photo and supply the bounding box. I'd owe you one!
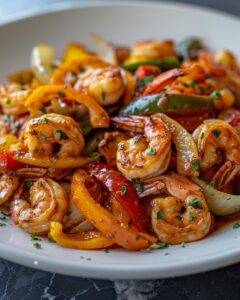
[0,151,25,170]
[87,162,147,231]
[135,65,160,80]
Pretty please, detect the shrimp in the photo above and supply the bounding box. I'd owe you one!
[98,131,130,166]
[0,174,19,205]
[20,113,85,158]
[0,83,32,116]
[150,173,212,244]
[75,67,125,106]
[193,119,240,170]
[193,119,240,188]
[112,115,171,179]
[10,178,68,234]
[130,40,175,59]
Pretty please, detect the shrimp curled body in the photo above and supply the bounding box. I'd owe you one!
[112,115,171,179]
[20,113,85,158]
[151,173,212,244]
[10,178,68,234]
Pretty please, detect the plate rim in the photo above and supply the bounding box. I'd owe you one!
[1,0,240,279]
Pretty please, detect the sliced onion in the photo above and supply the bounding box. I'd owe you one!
[193,177,240,216]
[89,32,118,65]
[31,44,55,84]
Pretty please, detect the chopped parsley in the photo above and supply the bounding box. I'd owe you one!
[176,215,183,221]
[5,98,11,105]
[119,143,125,150]
[200,132,205,139]
[3,115,14,124]
[133,134,143,145]
[197,85,205,94]
[33,242,42,249]
[190,79,198,89]
[90,167,99,175]
[44,118,49,124]
[191,160,201,172]
[189,211,196,221]
[212,129,221,138]
[136,184,143,193]
[210,90,221,100]
[25,181,32,189]
[233,221,240,229]
[155,242,168,249]
[66,211,72,216]
[55,130,68,140]
[58,91,66,98]
[120,185,127,195]
[31,234,41,241]
[148,148,156,156]
[138,75,155,88]
[101,91,106,101]
[141,248,152,253]
[181,83,189,88]
[157,211,165,220]
[39,107,47,114]
[188,198,202,209]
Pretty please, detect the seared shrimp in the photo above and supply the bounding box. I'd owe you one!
[0,83,31,116]
[193,119,240,170]
[10,178,68,234]
[151,173,212,244]
[112,115,171,179]
[75,67,125,106]
[98,131,130,166]
[20,113,85,158]
[130,40,175,60]
[8,167,70,180]
[0,174,19,205]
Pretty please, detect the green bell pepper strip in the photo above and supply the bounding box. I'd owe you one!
[122,56,180,73]
[176,38,204,60]
[120,93,214,116]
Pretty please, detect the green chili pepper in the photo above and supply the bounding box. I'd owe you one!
[176,38,204,60]
[122,56,180,73]
[120,93,214,116]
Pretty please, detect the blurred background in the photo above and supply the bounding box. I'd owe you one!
[1,0,240,21]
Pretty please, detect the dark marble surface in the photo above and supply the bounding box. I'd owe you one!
[1,0,240,299]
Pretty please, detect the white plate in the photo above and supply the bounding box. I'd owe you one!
[1,1,240,280]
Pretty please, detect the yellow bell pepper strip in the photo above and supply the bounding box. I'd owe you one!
[71,169,157,251]
[12,150,96,169]
[51,56,109,85]
[0,135,18,152]
[157,113,200,177]
[25,85,110,128]
[63,43,89,63]
[49,222,113,249]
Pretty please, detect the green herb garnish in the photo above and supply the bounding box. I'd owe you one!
[55,129,68,140]
[157,211,165,220]
[210,90,221,100]
[58,91,66,98]
[191,160,201,172]
[233,222,240,229]
[148,148,156,156]
[189,211,196,221]
[188,198,202,209]
[120,185,127,195]
[133,134,143,145]
[212,129,221,138]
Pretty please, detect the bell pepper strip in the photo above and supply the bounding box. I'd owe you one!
[12,151,96,169]
[122,56,180,73]
[71,169,157,251]
[51,56,109,84]
[135,65,160,80]
[25,85,110,128]
[120,93,214,116]
[49,222,113,249]
[143,68,184,95]
[63,43,89,63]
[176,38,203,60]
[0,151,25,170]
[87,162,147,231]
[157,113,200,177]
[121,69,137,105]
[193,177,240,216]
[0,135,18,152]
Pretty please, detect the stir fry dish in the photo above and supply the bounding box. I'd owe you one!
[1,34,240,252]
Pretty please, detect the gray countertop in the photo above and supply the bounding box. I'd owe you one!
[1,0,240,299]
